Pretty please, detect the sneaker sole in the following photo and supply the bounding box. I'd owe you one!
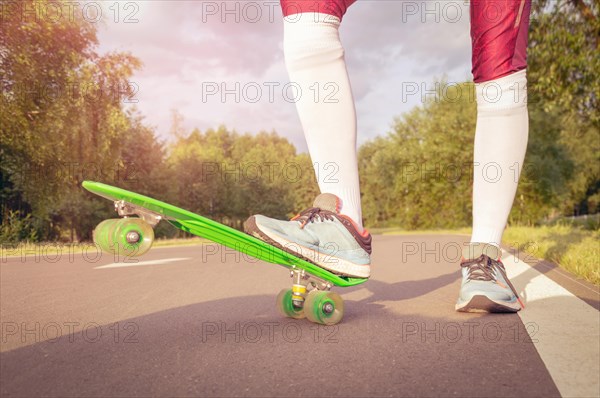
[455,295,521,313]
[244,216,370,278]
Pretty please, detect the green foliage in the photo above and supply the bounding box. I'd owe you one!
[1,0,152,241]
[289,153,321,212]
[508,105,574,224]
[542,213,600,230]
[360,81,476,229]
[359,78,583,229]
[528,0,600,215]
[0,211,38,243]
[166,126,318,229]
[529,0,599,126]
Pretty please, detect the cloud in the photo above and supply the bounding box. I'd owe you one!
[97,1,474,150]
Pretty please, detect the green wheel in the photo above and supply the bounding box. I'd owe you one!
[304,290,344,325]
[93,218,154,256]
[276,289,305,319]
[113,218,154,257]
[93,219,121,254]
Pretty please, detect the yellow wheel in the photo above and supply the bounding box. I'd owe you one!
[276,288,306,319]
[304,290,344,325]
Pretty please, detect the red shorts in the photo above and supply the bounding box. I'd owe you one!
[280,0,356,21]
[279,0,531,83]
[470,0,531,82]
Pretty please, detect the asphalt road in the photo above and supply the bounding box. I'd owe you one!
[1,235,598,397]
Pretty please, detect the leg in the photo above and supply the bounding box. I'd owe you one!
[243,0,371,278]
[470,0,531,248]
[457,0,531,313]
[281,0,363,230]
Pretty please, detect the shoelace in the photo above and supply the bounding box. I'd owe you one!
[461,255,524,308]
[293,207,334,229]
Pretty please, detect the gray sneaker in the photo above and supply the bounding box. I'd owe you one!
[244,193,371,278]
[456,243,523,313]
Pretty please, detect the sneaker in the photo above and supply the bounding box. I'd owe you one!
[244,193,371,278]
[456,243,524,313]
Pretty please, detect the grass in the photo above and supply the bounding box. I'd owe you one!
[542,213,600,230]
[153,237,206,247]
[502,225,599,286]
[1,237,205,259]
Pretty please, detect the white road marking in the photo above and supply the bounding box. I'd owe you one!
[504,251,600,398]
[94,257,191,269]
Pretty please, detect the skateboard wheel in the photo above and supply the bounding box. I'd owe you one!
[113,218,154,257]
[93,218,154,256]
[304,290,344,325]
[93,219,121,254]
[276,289,306,319]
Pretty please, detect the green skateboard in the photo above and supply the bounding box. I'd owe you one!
[83,181,367,325]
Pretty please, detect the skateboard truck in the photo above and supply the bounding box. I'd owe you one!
[276,268,343,324]
[92,202,156,257]
[289,268,332,308]
[114,200,162,227]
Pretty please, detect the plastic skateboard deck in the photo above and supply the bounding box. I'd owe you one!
[82,181,368,288]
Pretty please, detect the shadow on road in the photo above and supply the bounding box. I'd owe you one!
[4,234,594,397]
[1,292,563,397]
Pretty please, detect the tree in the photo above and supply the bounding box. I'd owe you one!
[1,0,151,241]
[359,80,576,229]
[166,126,315,229]
[528,0,599,215]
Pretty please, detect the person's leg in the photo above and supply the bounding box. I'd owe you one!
[457,0,531,312]
[470,0,531,248]
[282,0,363,230]
[244,0,371,278]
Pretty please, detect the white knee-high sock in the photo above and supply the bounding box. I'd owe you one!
[471,70,529,247]
[283,13,363,229]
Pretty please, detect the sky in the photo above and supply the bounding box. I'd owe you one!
[96,0,473,152]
